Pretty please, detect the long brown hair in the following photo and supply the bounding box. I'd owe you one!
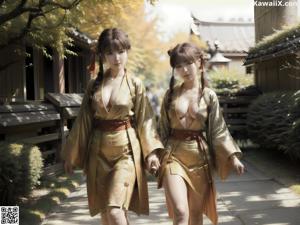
[90,28,131,102]
[166,42,208,111]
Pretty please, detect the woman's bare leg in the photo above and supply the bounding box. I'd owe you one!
[125,210,130,225]
[100,212,110,225]
[106,207,128,225]
[187,183,209,225]
[163,173,189,225]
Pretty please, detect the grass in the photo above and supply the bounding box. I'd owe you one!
[19,170,84,225]
[242,147,300,195]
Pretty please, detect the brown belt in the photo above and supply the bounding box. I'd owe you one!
[170,128,212,183]
[170,129,206,141]
[93,118,133,132]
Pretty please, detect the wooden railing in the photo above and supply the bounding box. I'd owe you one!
[0,93,259,176]
[0,93,83,177]
[0,102,62,176]
[218,95,258,138]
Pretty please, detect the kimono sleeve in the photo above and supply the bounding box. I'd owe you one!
[61,80,94,169]
[159,91,171,146]
[209,90,242,180]
[133,78,164,159]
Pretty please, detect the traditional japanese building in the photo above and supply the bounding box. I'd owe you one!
[243,1,300,92]
[190,14,255,73]
[0,29,96,103]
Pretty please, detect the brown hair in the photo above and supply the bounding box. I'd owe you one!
[166,42,208,111]
[90,28,131,102]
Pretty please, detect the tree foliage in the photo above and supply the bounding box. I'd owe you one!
[0,0,163,80]
[0,0,82,55]
[76,1,166,81]
[118,3,165,82]
[76,0,142,38]
[0,0,206,83]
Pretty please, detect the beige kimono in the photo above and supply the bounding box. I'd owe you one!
[61,74,163,216]
[158,85,242,225]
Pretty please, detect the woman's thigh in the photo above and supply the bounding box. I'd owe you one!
[163,172,189,213]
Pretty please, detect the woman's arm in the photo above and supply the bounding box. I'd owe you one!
[159,91,171,147]
[132,77,164,160]
[61,80,95,172]
[208,90,244,179]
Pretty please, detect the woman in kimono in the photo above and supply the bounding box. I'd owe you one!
[62,28,163,225]
[158,43,245,225]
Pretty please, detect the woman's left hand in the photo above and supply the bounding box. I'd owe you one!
[230,155,245,175]
[146,152,161,176]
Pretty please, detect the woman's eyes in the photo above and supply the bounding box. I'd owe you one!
[106,50,125,55]
[175,62,193,68]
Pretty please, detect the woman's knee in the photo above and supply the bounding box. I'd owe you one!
[107,207,124,220]
[173,204,189,222]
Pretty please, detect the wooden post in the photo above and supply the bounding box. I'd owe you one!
[68,57,74,93]
[52,50,65,162]
[57,108,65,163]
[53,50,65,94]
[33,48,45,100]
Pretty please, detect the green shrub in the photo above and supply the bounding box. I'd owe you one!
[0,143,43,205]
[208,67,254,95]
[247,91,300,159]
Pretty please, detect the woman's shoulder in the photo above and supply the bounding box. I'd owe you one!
[162,84,181,98]
[203,87,217,98]
[87,78,96,89]
[127,74,144,89]
[83,78,96,94]
[202,87,219,105]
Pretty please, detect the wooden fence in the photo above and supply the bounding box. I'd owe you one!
[0,93,259,177]
[219,95,258,138]
[0,93,83,177]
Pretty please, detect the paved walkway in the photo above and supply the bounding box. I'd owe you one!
[42,161,300,225]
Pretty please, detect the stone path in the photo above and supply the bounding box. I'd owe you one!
[41,161,300,225]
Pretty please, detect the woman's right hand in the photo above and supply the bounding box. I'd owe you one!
[230,155,245,175]
[64,160,74,174]
[146,152,161,176]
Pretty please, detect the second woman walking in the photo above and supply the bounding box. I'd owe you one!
[158,42,245,225]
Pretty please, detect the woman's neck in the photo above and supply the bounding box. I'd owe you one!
[107,68,125,79]
[182,78,199,90]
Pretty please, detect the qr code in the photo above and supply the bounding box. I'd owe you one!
[0,207,19,225]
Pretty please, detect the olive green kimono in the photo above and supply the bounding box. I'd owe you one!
[61,74,163,216]
[158,85,242,225]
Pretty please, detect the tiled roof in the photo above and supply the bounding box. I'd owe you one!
[191,15,255,54]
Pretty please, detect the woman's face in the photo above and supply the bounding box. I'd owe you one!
[104,49,128,71]
[175,60,200,82]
